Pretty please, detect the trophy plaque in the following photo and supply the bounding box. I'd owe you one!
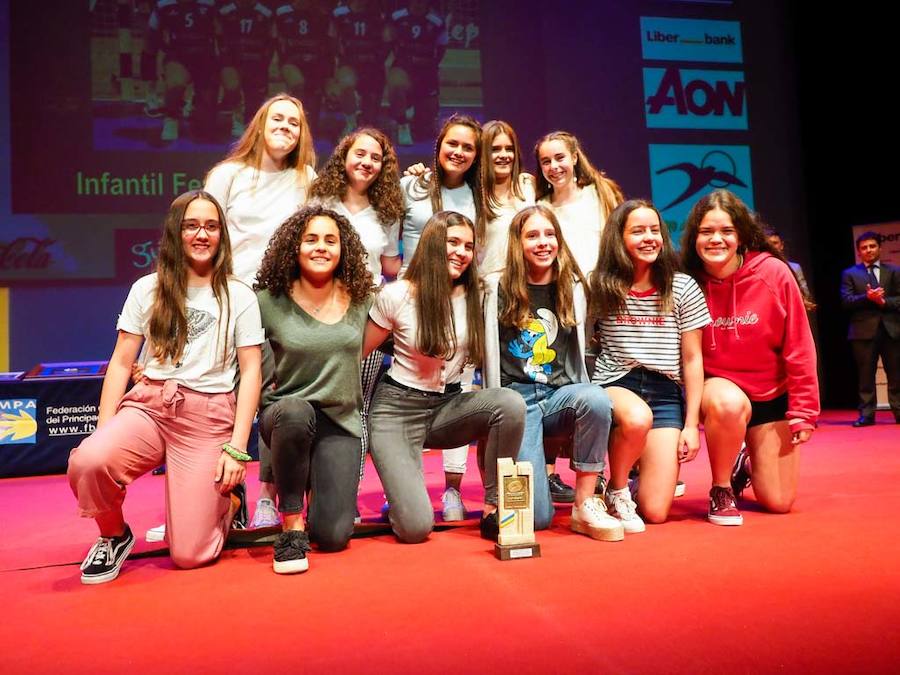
[494,458,541,560]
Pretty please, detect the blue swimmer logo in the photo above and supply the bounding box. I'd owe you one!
[655,150,748,210]
[507,310,558,384]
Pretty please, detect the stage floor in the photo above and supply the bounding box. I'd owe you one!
[2,410,898,673]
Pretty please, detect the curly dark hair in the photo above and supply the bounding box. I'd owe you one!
[254,204,374,303]
[307,128,404,227]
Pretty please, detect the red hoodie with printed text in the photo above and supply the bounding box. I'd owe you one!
[698,251,819,431]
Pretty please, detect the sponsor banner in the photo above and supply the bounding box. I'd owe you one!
[648,144,754,244]
[0,399,37,444]
[644,67,747,129]
[115,229,162,284]
[0,379,101,477]
[640,17,743,63]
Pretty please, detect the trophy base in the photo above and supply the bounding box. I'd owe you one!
[494,542,542,561]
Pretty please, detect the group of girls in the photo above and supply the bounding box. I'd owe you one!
[67,94,819,584]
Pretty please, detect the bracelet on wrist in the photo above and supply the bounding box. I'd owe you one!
[222,442,252,462]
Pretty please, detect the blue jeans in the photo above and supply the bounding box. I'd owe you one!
[506,382,613,530]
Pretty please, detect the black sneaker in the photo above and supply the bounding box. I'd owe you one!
[273,530,311,574]
[231,482,247,530]
[548,473,575,503]
[80,525,135,585]
[479,511,500,541]
[730,447,751,498]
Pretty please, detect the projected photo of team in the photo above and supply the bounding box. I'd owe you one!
[89,0,481,152]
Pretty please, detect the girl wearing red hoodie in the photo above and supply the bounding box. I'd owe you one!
[681,190,819,525]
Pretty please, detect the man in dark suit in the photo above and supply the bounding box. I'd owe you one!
[840,231,900,426]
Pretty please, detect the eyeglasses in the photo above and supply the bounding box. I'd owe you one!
[181,221,221,235]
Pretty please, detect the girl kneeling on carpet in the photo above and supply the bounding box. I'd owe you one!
[255,204,374,574]
[68,190,264,584]
[482,204,621,540]
[363,211,526,544]
[681,189,819,525]
[590,200,710,528]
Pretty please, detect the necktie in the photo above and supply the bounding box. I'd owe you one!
[867,264,880,288]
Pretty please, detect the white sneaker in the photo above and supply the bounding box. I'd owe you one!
[248,498,280,529]
[145,523,166,542]
[674,480,686,498]
[605,486,646,533]
[441,487,465,521]
[571,496,624,541]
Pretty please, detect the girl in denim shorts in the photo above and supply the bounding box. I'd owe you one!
[590,200,710,529]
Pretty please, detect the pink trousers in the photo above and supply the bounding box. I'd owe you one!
[68,379,236,569]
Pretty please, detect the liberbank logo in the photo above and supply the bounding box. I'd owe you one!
[0,399,38,444]
[648,144,754,244]
[641,17,742,63]
[644,68,747,129]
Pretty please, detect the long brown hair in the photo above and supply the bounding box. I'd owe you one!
[406,113,485,239]
[404,211,484,367]
[206,93,316,187]
[481,120,527,222]
[255,204,374,303]
[149,191,233,366]
[534,131,624,220]
[500,204,586,329]
[590,199,680,317]
[308,127,404,227]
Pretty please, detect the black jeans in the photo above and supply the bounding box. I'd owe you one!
[259,398,361,552]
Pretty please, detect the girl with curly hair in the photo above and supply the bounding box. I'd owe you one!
[362,211,525,544]
[255,204,374,573]
[203,93,317,528]
[308,128,404,283]
[681,190,818,525]
[68,191,264,584]
[308,129,404,467]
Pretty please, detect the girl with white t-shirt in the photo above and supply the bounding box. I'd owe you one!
[308,129,404,467]
[420,120,537,514]
[534,130,623,278]
[362,211,525,544]
[68,191,264,584]
[534,130,624,498]
[590,200,709,528]
[398,114,484,520]
[204,93,317,529]
[477,120,536,277]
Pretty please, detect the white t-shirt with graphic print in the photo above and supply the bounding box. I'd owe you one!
[117,273,264,393]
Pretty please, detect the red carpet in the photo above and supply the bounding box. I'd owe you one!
[2,410,898,673]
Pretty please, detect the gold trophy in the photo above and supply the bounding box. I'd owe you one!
[494,458,541,560]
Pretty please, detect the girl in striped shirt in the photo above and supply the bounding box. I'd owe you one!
[590,200,710,529]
